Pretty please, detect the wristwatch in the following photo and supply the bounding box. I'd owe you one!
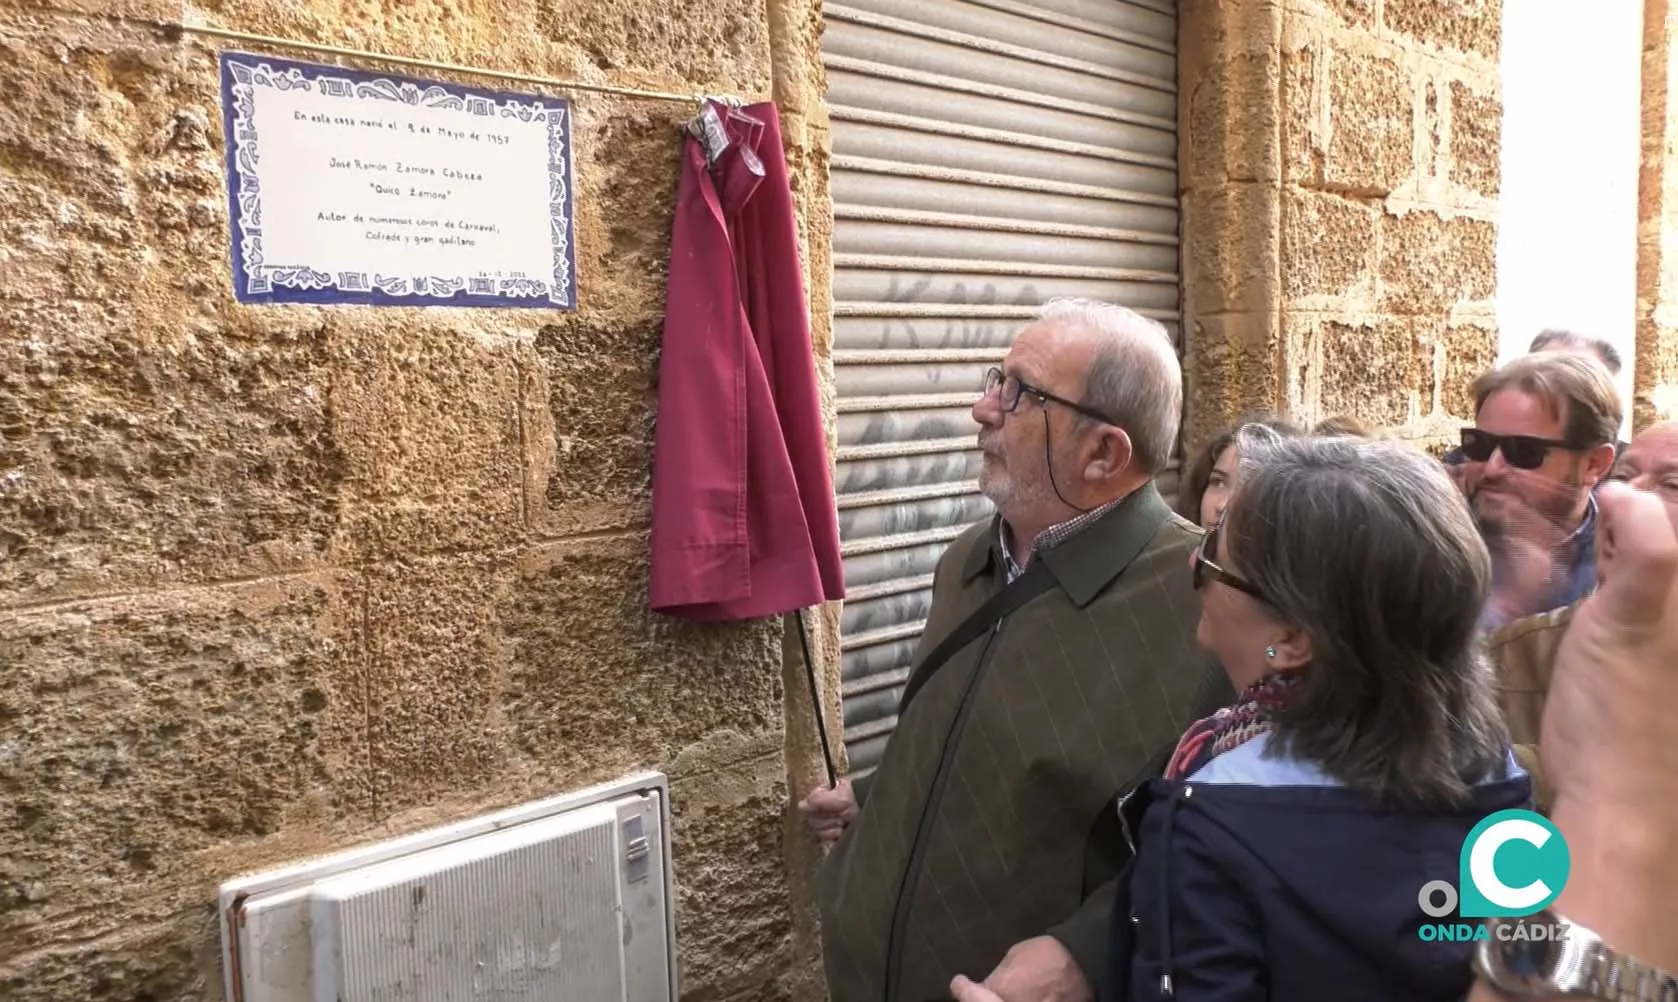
[1475,909,1678,999]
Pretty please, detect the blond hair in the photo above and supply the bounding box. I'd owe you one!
[1313,414,1371,438]
[1471,352,1621,448]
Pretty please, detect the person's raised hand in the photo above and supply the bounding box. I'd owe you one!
[1517,479,1678,977]
[1477,469,1580,625]
[1541,480,1678,816]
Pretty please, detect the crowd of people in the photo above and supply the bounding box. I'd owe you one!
[797,299,1678,1002]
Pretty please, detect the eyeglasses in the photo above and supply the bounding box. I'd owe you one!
[981,367,1115,426]
[1458,428,1575,470]
[1193,524,1266,602]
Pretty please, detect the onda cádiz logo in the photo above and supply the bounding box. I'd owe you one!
[1415,809,1572,942]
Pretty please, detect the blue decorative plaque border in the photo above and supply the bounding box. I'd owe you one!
[217,51,578,310]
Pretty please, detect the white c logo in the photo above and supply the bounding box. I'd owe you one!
[1469,817,1552,911]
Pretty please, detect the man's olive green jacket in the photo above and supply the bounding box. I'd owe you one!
[816,484,1229,1002]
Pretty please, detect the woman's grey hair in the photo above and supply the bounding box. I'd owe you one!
[1038,297,1181,474]
[1224,427,1509,807]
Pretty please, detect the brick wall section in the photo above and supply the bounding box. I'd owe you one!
[0,2,833,1000]
[1638,0,1678,428]
[1179,0,1503,456]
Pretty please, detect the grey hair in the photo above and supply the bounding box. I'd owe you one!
[1528,328,1623,376]
[1224,428,1509,807]
[1037,297,1182,473]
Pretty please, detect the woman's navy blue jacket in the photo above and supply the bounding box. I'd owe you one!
[1102,734,1532,1001]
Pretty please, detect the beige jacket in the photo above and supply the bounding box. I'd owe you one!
[1483,600,1580,815]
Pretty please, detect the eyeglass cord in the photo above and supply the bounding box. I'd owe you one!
[1043,408,1094,516]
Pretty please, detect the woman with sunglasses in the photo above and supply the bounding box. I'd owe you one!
[950,427,1531,1002]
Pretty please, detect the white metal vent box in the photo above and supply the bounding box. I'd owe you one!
[217,770,677,1002]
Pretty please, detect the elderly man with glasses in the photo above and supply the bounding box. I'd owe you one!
[800,298,1228,1002]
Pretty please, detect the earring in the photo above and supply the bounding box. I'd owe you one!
[1265,646,1277,659]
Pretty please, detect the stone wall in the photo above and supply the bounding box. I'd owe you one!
[0,0,1523,998]
[1179,0,1503,455]
[1639,0,1678,428]
[0,2,833,1000]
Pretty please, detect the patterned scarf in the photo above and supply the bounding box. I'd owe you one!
[1163,670,1305,781]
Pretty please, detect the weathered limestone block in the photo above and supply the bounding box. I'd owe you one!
[1308,316,1428,427]
[329,322,529,561]
[1320,0,1376,30]
[669,750,797,1002]
[1637,0,1678,427]
[0,911,218,1002]
[528,318,660,532]
[1379,209,1497,315]
[1449,80,1502,199]
[4,0,181,16]
[357,554,517,811]
[1185,53,1281,187]
[1320,48,1414,195]
[500,537,783,780]
[1183,182,1280,316]
[533,0,771,90]
[0,575,367,965]
[1441,323,1499,419]
[1385,0,1502,63]
[1281,187,1380,303]
[1181,312,1285,451]
[0,304,346,604]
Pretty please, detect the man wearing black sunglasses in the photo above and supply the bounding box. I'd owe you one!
[1441,328,1627,466]
[1457,351,1622,628]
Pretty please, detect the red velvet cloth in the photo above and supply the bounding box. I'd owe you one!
[648,101,845,621]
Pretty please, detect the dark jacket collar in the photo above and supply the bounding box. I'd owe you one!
[961,483,1176,608]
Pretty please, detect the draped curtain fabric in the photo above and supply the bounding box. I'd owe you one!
[648,99,845,622]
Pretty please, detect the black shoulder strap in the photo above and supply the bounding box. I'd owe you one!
[898,556,1056,712]
[899,495,1177,714]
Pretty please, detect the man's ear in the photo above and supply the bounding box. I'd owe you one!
[1582,441,1618,486]
[1084,425,1135,481]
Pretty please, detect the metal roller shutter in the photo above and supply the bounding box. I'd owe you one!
[821,0,1182,780]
